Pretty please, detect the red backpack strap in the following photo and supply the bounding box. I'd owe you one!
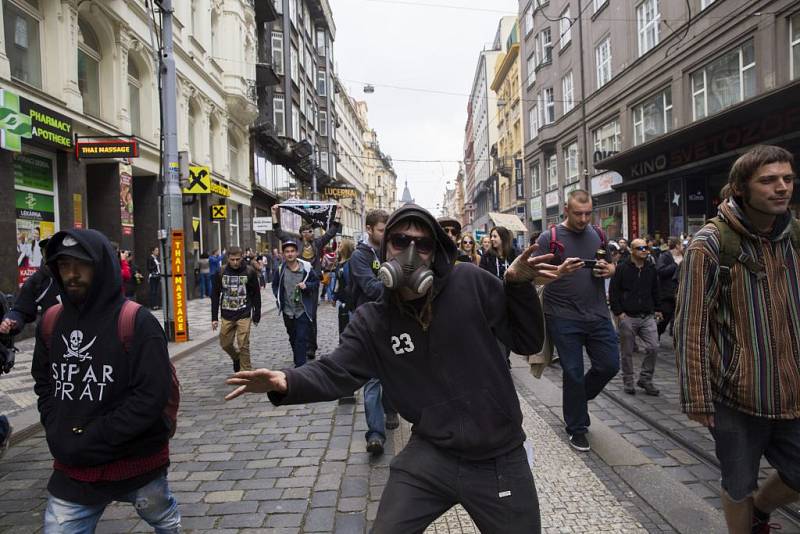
[41,303,64,352]
[593,225,607,249]
[549,225,565,256]
[117,300,142,353]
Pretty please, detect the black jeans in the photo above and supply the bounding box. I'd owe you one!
[148,277,161,309]
[307,285,320,356]
[372,436,540,533]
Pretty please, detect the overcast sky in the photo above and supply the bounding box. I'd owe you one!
[331,0,518,214]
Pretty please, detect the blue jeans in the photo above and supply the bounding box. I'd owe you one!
[325,275,336,301]
[44,473,180,533]
[198,272,212,298]
[364,379,398,443]
[546,316,620,436]
[283,313,311,367]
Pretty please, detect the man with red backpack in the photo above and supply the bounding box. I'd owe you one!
[31,229,181,533]
[534,189,619,453]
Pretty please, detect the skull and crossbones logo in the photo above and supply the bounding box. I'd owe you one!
[61,330,97,361]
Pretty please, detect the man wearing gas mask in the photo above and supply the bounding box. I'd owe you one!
[226,203,557,533]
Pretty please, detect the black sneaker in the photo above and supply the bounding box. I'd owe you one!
[637,379,660,396]
[385,413,400,430]
[233,359,241,373]
[569,434,590,452]
[366,437,384,455]
[624,385,636,395]
[0,417,11,459]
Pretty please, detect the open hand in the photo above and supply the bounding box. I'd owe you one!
[225,369,288,401]
[504,244,559,283]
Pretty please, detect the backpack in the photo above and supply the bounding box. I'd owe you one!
[708,216,800,283]
[548,224,607,259]
[41,300,180,438]
[333,260,354,312]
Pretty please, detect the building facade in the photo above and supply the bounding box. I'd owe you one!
[0,0,256,297]
[520,0,800,240]
[332,77,368,238]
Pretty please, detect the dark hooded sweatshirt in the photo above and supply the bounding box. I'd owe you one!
[211,263,261,323]
[31,229,172,505]
[267,204,545,460]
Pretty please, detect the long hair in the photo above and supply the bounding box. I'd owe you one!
[490,226,513,259]
[338,238,355,262]
[459,232,480,264]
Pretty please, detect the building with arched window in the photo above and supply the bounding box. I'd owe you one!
[0,0,257,299]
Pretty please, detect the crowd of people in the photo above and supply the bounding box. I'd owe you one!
[0,145,798,533]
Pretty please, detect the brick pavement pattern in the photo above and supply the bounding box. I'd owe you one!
[1,300,651,533]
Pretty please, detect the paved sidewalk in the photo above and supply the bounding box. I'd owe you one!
[0,302,659,533]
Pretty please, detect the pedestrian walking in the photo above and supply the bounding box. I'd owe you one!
[147,245,161,310]
[198,253,211,298]
[332,238,355,335]
[534,189,619,452]
[437,216,461,246]
[675,145,800,534]
[479,226,518,279]
[211,246,261,372]
[208,249,222,278]
[479,234,491,257]
[272,240,318,368]
[457,232,480,264]
[609,238,663,396]
[226,203,558,533]
[0,238,58,336]
[272,204,341,360]
[617,238,631,264]
[655,236,682,339]
[31,229,181,533]
[0,292,16,459]
[124,250,144,301]
[349,209,399,454]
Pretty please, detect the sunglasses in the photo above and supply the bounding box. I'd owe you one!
[462,240,474,245]
[389,233,436,255]
[635,246,649,251]
[444,227,459,235]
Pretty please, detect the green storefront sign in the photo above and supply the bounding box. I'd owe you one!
[0,88,72,152]
[15,190,55,222]
[14,153,54,191]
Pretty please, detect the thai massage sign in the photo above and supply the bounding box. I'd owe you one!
[0,89,72,152]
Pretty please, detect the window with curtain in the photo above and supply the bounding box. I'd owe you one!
[633,87,672,145]
[691,40,755,120]
[3,0,42,88]
[78,17,101,117]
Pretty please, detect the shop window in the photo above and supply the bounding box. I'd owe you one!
[272,31,284,75]
[633,87,672,145]
[77,18,101,118]
[127,58,141,136]
[792,13,800,80]
[593,203,623,240]
[3,0,42,88]
[691,39,755,120]
[636,0,660,57]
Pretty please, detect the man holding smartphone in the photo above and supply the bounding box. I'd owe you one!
[535,189,619,452]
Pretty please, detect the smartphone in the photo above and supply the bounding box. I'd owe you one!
[582,259,598,269]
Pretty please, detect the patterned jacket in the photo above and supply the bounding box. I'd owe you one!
[674,199,800,419]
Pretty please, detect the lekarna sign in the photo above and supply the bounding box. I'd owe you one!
[252,217,272,233]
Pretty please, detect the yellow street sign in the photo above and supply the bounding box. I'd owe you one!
[183,165,211,194]
[211,204,227,219]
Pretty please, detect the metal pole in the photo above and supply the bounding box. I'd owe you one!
[158,0,183,341]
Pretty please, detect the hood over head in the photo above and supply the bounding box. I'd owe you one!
[380,203,457,281]
[46,229,124,313]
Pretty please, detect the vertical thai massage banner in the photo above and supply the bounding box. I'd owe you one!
[120,162,134,235]
[14,153,56,286]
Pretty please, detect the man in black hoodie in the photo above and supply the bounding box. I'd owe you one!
[226,204,557,533]
[31,229,180,532]
[211,246,261,372]
[0,238,59,336]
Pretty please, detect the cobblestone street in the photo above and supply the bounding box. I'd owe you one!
[0,299,673,533]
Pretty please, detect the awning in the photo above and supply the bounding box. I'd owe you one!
[488,212,527,232]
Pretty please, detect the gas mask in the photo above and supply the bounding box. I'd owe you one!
[378,241,434,295]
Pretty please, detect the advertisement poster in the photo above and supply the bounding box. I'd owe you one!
[14,153,56,286]
[120,162,134,230]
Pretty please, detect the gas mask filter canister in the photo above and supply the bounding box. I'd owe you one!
[378,241,434,295]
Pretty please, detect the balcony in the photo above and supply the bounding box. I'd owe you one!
[254,0,279,22]
[224,74,259,123]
